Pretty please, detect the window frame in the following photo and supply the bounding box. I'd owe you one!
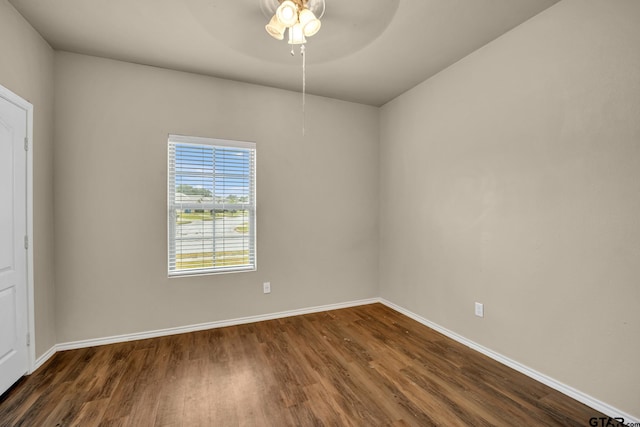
[167,134,256,277]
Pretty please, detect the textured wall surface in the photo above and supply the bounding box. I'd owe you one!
[53,52,379,343]
[380,0,640,417]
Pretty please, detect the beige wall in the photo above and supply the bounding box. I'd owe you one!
[380,0,640,417]
[53,52,379,343]
[0,0,56,359]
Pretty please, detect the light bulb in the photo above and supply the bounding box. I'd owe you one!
[265,14,286,40]
[276,1,298,27]
[299,9,321,37]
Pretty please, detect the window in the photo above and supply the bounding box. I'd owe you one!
[168,135,256,276]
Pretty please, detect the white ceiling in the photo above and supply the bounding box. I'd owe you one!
[9,0,559,106]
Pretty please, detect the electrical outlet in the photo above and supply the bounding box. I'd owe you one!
[263,282,271,294]
[475,302,484,318]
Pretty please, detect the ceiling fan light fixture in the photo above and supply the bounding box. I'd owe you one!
[262,0,325,135]
[276,1,298,27]
[265,14,286,40]
[298,9,321,37]
[288,23,307,45]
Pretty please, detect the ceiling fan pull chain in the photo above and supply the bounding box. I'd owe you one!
[301,44,306,136]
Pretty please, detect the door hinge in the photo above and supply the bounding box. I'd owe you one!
[26,333,31,346]
[24,235,29,250]
[24,137,29,151]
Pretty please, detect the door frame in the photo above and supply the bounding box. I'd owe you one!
[0,83,35,374]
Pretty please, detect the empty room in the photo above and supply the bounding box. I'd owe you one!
[0,0,639,425]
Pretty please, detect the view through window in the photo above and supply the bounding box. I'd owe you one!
[168,135,256,276]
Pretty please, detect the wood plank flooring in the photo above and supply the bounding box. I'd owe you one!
[0,303,608,426]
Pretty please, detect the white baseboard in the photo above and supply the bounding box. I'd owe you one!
[55,297,379,351]
[379,298,639,424]
[31,345,57,373]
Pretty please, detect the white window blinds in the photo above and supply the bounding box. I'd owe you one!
[168,135,256,276]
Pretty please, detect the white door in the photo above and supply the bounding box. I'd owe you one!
[0,90,29,395]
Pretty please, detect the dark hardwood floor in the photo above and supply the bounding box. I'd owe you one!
[0,303,607,426]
